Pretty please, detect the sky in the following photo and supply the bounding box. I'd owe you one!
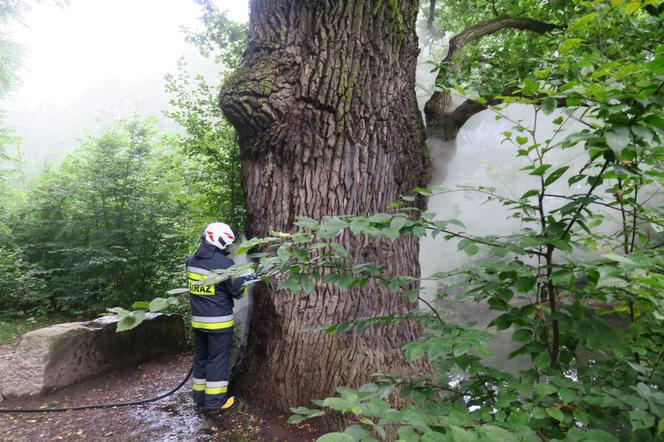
[4,0,248,170]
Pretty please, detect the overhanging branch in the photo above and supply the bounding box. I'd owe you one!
[443,16,560,64]
[427,0,436,34]
[424,95,505,141]
[424,16,561,140]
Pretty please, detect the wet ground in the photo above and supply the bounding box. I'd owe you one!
[0,352,321,441]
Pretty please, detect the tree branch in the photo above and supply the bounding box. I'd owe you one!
[561,161,610,240]
[443,16,560,64]
[427,0,436,34]
[424,89,515,141]
[424,16,560,140]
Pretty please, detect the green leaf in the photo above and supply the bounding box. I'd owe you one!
[277,245,292,262]
[116,310,145,332]
[450,426,477,442]
[573,409,589,425]
[349,220,369,235]
[584,430,619,442]
[558,38,583,53]
[329,242,348,258]
[287,414,309,424]
[530,164,552,176]
[319,218,348,237]
[516,276,536,292]
[559,388,576,404]
[520,189,539,199]
[622,395,647,409]
[645,56,664,73]
[541,97,557,115]
[463,244,479,256]
[390,216,408,231]
[534,67,552,79]
[301,276,314,294]
[405,342,426,361]
[397,426,420,442]
[522,77,539,95]
[448,218,467,228]
[568,174,585,185]
[626,361,648,375]
[629,410,655,431]
[344,425,369,440]
[645,115,664,128]
[288,406,326,423]
[368,213,392,224]
[491,314,512,331]
[149,297,169,312]
[534,353,551,369]
[573,12,598,27]
[414,187,433,196]
[488,296,509,311]
[605,126,630,152]
[453,343,470,357]
[479,425,518,442]
[546,407,565,422]
[132,301,150,309]
[294,216,319,229]
[550,239,572,253]
[322,397,350,411]
[536,383,558,396]
[337,273,356,290]
[625,1,641,14]
[603,253,635,265]
[512,328,532,342]
[278,276,300,292]
[107,307,129,316]
[516,136,530,146]
[544,166,569,186]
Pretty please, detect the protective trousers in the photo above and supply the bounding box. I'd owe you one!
[192,329,232,409]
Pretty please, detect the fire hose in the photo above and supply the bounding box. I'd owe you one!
[0,366,193,413]
[0,287,253,414]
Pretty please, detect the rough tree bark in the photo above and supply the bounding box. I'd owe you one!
[219,0,430,416]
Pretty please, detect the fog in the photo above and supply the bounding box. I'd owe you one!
[420,106,590,296]
[3,0,248,173]
[413,28,595,369]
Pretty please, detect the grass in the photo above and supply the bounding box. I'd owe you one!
[0,314,72,345]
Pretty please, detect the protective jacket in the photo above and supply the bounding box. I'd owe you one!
[186,240,244,333]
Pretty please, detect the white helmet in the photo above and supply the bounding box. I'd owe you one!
[203,222,235,250]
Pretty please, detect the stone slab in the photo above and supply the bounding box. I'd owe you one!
[0,313,185,398]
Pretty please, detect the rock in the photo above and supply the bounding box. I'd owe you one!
[0,313,185,398]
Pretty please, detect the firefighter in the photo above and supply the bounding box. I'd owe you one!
[186,222,246,412]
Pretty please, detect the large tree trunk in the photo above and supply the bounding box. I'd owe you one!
[219,0,430,416]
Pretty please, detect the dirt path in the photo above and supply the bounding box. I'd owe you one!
[0,352,321,441]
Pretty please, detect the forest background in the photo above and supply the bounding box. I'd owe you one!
[0,0,245,330]
[0,0,663,441]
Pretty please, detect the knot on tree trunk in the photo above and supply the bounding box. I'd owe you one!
[219,48,301,159]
